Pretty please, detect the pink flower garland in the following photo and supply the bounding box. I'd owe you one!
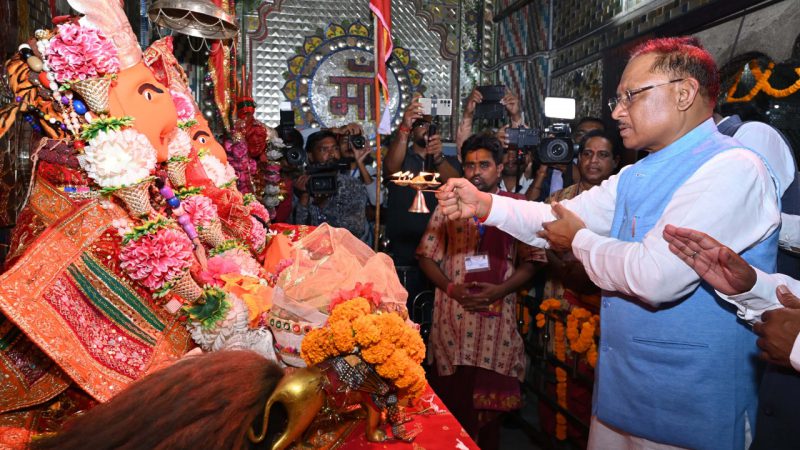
[182,195,218,227]
[249,216,267,250]
[248,201,270,224]
[46,23,120,82]
[119,228,193,290]
[329,282,383,313]
[170,89,196,123]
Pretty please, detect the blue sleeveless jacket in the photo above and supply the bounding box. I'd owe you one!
[595,119,778,450]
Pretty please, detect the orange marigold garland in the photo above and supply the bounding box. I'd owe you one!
[301,297,428,401]
[726,60,800,103]
[566,307,600,363]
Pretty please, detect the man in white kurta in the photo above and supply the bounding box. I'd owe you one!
[436,37,780,450]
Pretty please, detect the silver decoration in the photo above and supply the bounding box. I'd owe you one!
[306,47,402,138]
[248,0,455,137]
[149,0,239,40]
[550,59,603,121]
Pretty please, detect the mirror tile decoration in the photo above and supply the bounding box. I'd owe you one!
[248,0,458,137]
[549,59,604,121]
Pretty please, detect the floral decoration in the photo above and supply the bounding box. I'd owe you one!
[46,22,120,83]
[301,296,427,402]
[166,128,192,161]
[219,273,272,326]
[246,197,270,225]
[119,224,193,292]
[170,89,197,123]
[566,307,599,368]
[184,287,231,329]
[79,128,157,188]
[177,119,198,130]
[200,247,264,283]
[249,216,267,250]
[329,282,382,313]
[199,152,237,188]
[79,116,135,141]
[181,195,218,228]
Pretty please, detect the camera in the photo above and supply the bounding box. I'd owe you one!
[506,124,575,165]
[474,85,506,120]
[276,102,307,167]
[348,134,366,149]
[503,96,577,165]
[305,161,350,197]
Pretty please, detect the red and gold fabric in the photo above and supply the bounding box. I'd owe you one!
[0,169,191,415]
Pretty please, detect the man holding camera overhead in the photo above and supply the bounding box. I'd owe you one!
[436,37,780,449]
[384,96,461,309]
[291,128,368,240]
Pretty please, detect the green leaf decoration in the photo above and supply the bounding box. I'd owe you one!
[208,239,248,257]
[167,155,190,163]
[177,119,198,130]
[242,193,256,206]
[174,186,203,200]
[183,287,231,329]
[80,116,135,142]
[122,217,171,244]
[220,178,238,189]
[98,175,155,196]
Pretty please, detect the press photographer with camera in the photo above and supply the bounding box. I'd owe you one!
[456,87,525,153]
[384,95,462,309]
[291,130,368,240]
[334,122,385,208]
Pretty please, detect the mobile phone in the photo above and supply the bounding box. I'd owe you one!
[418,98,453,116]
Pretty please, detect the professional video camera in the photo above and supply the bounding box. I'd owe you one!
[304,160,350,197]
[275,102,307,167]
[505,97,577,165]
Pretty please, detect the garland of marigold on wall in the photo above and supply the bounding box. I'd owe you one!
[566,307,599,368]
[536,300,601,441]
[726,60,800,103]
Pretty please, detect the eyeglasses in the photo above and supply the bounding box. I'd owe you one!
[607,78,685,112]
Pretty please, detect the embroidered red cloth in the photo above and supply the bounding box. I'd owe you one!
[333,385,479,449]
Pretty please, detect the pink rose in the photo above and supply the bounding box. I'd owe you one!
[170,89,197,122]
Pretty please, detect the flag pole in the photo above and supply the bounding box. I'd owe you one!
[372,15,383,252]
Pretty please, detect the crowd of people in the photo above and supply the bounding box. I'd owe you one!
[276,35,799,450]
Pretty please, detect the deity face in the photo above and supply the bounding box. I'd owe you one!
[188,114,228,163]
[108,62,177,162]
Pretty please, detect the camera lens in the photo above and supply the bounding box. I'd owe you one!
[546,139,568,159]
[350,135,366,149]
[285,146,307,166]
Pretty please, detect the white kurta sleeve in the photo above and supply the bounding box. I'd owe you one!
[779,213,800,250]
[718,268,800,322]
[570,149,780,306]
[483,167,625,248]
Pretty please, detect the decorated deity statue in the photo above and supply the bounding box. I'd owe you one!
[0,2,432,448]
[0,2,274,446]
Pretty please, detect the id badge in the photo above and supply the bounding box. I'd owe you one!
[465,253,490,273]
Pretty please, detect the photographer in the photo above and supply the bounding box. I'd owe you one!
[291,130,368,240]
[334,122,386,208]
[456,87,524,154]
[384,96,462,308]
